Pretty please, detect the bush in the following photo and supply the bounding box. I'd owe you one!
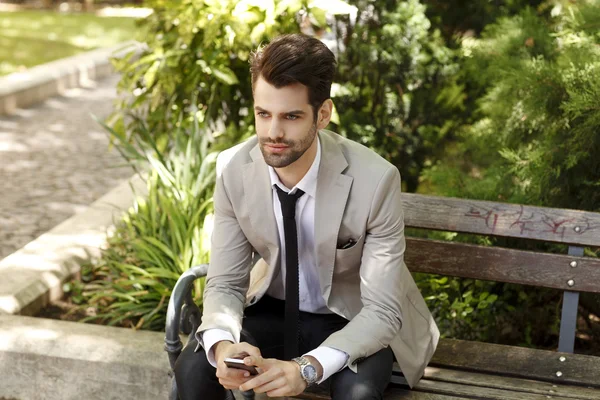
[74,115,220,330]
[420,1,600,347]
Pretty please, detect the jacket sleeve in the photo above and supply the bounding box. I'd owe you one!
[196,171,252,343]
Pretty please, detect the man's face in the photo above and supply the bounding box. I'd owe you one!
[253,76,318,168]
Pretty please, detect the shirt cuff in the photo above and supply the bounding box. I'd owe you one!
[305,346,349,384]
[200,329,236,368]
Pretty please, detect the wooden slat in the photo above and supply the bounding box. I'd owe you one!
[402,193,600,247]
[421,367,600,400]
[405,238,600,293]
[298,387,463,400]
[412,379,575,400]
[431,338,600,388]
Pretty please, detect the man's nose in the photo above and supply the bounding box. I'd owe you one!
[267,121,284,140]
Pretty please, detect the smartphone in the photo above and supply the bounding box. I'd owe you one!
[224,358,259,375]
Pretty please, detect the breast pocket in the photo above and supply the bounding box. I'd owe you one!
[334,235,365,275]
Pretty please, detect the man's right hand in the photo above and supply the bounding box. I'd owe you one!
[214,341,262,390]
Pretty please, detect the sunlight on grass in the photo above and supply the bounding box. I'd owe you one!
[0,10,142,76]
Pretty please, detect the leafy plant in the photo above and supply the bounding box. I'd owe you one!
[106,0,340,151]
[75,114,221,330]
[331,0,462,193]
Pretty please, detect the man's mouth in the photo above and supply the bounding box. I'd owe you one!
[265,143,289,153]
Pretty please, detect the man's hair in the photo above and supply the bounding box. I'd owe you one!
[250,34,337,118]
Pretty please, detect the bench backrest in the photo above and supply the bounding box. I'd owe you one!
[401,193,600,354]
[402,193,600,294]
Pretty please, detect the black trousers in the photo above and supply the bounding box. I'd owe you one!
[174,296,394,400]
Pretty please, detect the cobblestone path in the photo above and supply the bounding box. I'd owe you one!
[0,74,133,260]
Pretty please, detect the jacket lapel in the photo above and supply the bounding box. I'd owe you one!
[243,145,280,257]
[315,131,353,300]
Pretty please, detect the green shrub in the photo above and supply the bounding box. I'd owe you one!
[75,115,219,330]
[419,1,600,347]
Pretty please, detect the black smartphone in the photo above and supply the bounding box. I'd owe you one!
[224,358,259,375]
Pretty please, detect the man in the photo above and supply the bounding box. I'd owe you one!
[174,33,439,399]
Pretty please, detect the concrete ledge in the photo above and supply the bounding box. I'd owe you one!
[0,315,170,399]
[0,174,147,316]
[0,41,143,116]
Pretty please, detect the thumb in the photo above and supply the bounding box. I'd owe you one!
[244,354,264,367]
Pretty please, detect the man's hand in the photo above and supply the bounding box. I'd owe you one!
[214,341,262,390]
[239,356,307,397]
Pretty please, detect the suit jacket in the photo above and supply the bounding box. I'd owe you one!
[197,129,439,387]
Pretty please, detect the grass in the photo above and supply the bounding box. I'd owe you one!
[0,10,141,76]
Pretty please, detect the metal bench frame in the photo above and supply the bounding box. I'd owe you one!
[164,264,256,400]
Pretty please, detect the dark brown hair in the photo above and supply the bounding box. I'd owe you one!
[250,34,336,118]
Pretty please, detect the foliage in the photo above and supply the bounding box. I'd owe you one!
[0,10,140,76]
[422,0,545,40]
[107,0,339,152]
[424,1,600,211]
[331,0,462,192]
[73,115,221,330]
[416,274,563,346]
[419,0,600,346]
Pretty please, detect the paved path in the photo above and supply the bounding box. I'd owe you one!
[0,74,133,260]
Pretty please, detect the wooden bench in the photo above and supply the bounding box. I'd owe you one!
[165,193,600,399]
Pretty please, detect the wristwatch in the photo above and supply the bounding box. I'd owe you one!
[292,356,319,386]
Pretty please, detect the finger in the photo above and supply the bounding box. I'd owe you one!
[239,368,282,392]
[244,355,265,368]
[219,375,254,389]
[252,377,287,394]
[216,363,251,380]
[238,342,262,358]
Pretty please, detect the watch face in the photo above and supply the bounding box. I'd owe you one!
[303,365,318,382]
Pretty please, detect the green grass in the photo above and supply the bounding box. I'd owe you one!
[0,10,141,76]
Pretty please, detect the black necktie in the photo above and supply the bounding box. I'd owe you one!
[275,185,305,360]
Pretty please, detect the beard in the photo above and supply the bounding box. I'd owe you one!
[259,123,317,168]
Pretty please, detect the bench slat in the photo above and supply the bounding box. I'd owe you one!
[431,338,600,388]
[298,388,463,400]
[422,367,600,400]
[405,238,600,293]
[402,193,600,247]
[413,379,571,400]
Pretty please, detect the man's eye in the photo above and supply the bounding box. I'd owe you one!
[257,112,269,118]
[286,115,299,120]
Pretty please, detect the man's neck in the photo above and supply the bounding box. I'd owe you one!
[274,139,318,189]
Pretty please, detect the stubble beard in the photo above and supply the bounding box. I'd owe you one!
[259,123,317,168]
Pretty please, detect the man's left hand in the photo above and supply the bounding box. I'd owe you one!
[239,356,307,397]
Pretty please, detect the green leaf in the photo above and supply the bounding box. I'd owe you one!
[212,66,239,85]
[144,60,161,88]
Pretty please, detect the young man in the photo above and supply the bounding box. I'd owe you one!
[174,33,439,400]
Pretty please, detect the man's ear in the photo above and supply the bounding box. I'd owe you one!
[316,99,334,130]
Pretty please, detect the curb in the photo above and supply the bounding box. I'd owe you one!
[0,41,143,116]
[0,173,146,316]
[0,315,170,400]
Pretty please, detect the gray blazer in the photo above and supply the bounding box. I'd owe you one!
[197,129,439,387]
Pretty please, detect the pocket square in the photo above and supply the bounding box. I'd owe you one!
[338,239,357,250]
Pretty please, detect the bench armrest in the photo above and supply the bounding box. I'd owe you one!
[164,264,208,371]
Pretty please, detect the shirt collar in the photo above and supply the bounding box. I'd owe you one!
[268,135,321,198]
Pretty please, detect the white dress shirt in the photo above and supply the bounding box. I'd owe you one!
[201,138,348,383]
